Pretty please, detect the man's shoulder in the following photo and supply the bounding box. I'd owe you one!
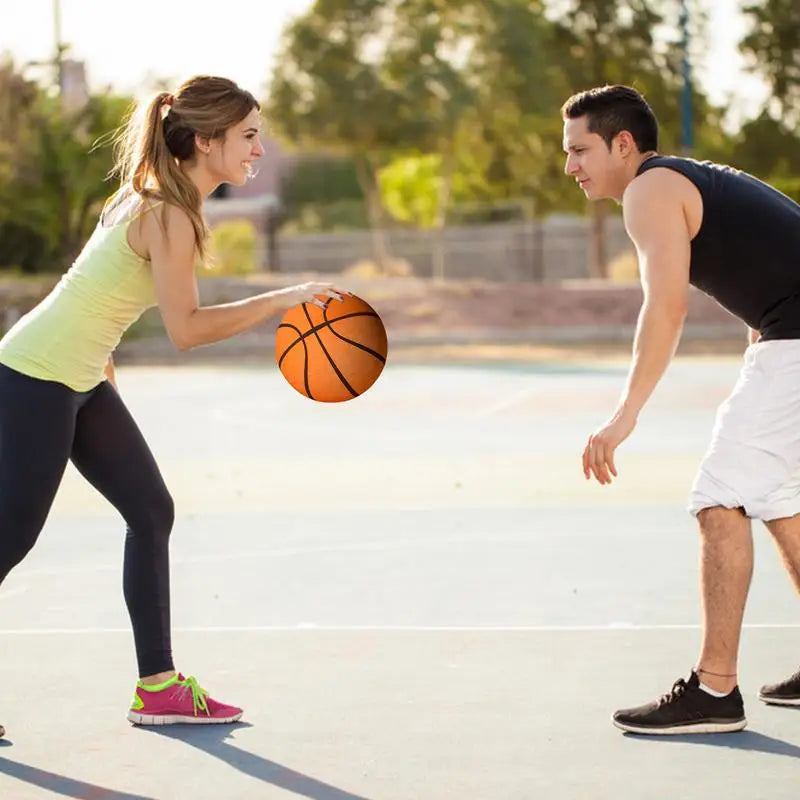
[639,154,747,183]
[641,154,729,169]
[625,160,695,202]
[623,158,705,236]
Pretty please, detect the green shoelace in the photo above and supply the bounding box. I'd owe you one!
[179,675,211,716]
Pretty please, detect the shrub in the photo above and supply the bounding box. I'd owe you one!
[607,249,639,282]
[207,220,259,275]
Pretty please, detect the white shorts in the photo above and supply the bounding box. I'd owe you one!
[689,340,800,521]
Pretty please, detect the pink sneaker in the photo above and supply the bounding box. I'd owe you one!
[127,673,243,725]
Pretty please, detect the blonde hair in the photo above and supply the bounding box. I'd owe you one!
[106,75,260,261]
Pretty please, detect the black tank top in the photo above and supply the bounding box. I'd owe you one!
[636,155,800,339]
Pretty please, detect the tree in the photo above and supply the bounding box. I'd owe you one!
[380,0,477,279]
[379,154,443,228]
[0,57,131,272]
[265,0,739,283]
[547,0,685,277]
[729,111,800,179]
[280,154,369,232]
[422,1,574,215]
[0,58,45,272]
[266,0,411,270]
[741,0,800,123]
[382,1,574,277]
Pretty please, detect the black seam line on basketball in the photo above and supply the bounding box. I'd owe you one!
[276,310,379,364]
[323,305,386,364]
[301,321,313,399]
[302,303,358,398]
[276,320,314,397]
[277,322,304,370]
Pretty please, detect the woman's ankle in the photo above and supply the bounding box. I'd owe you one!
[139,670,177,686]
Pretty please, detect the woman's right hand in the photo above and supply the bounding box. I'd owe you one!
[267,282,349,312]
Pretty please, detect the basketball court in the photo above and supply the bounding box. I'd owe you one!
[2,355,800,799]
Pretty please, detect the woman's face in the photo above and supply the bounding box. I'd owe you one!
[205,107,265,187]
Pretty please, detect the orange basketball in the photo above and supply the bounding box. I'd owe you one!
[275,293,388,402]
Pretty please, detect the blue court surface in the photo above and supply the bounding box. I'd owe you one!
[2,356,800,799]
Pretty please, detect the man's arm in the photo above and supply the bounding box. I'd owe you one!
[582,170,691,485]
[618,171,691,417]
[748,326,760,346]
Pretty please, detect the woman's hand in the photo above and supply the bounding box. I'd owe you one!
[267,282,349,312]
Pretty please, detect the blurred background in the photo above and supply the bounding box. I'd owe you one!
[0,0,797,360]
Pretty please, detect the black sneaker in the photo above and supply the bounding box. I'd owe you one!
[612,671,746,734]
[758,668,800,706]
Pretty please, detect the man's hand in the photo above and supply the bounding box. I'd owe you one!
[582,409,637,485]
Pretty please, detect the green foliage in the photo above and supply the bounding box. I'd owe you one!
[0,1,796,274]
[208,220,258,275]
[607,249,639,283]
[282,200,369,233]
[0,57,132,273]
[379,155,442,228]
[741,0,800,121]
[266,4,405,156]
[281,155,364,207]
[266,0,479,251]
[728,112,800,179]
[264,0,799,239]
[279,154,370,231]
[771,177,800,204]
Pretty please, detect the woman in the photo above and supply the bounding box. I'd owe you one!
[0,76,342,732]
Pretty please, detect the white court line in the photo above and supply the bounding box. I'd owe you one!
[1,623,800,634]
[474,387,540,418]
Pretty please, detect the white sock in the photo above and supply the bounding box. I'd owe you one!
[699,681,729,697]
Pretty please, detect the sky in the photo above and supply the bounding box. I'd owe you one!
[0,0,770,125]
[0,0,316,98]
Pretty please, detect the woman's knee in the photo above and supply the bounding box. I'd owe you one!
[126,489,175,540]
[0,526,42,580]
[0,497,50,578]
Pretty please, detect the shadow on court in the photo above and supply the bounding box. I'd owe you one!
[137,723,373,800]
[0,753,156,800]
[623,729,800,759]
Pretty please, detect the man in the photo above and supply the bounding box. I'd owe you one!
[562,84,800,735]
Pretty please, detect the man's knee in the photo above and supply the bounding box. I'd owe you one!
[697,505,747,534]
[764,512,800,539]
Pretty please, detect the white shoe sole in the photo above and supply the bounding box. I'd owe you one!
[127,711,243,725]
[612,717,747,735]
[758,692,800,706]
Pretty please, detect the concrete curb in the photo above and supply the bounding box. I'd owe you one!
[115,322,745,365]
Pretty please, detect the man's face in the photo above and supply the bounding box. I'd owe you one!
[562,115,619,201]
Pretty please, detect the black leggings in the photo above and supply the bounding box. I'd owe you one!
[0,363,175,677]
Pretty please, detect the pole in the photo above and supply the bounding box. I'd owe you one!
[53,0,65,95]
[680,0,693,154]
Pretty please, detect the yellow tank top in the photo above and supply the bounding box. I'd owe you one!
[0,194,159,391]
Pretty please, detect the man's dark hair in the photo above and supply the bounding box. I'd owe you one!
[561,85,659,152]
